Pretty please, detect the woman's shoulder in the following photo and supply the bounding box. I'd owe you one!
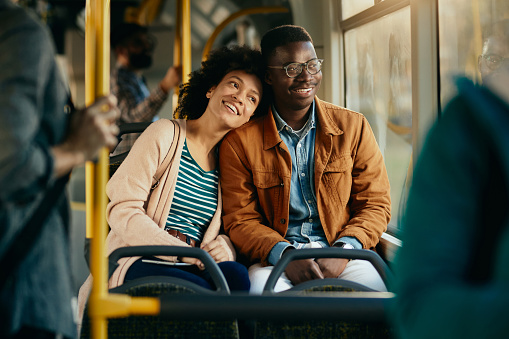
[146,119,182,138]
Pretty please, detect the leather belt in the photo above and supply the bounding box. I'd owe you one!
[166,229,199,247]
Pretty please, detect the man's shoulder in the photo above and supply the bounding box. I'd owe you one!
[0,4,49,46]
[224,115,266,143]
[316,98,367,129]
[318,99,365,118]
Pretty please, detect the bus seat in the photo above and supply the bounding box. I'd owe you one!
[80,246,239,339]
[109,122,152,177]
[255,248,394,339]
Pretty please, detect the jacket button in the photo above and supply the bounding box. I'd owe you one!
[280,218,286,224]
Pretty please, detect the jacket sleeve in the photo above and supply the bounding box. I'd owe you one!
[338,115,391,248]
[106,120,189,250]
[0,16,59,204]
[112,76,168,124]
[219,134,288,265]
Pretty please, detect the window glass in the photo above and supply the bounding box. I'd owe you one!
[438,0,509,105]
[341,0,374,20]
[344,7,412,232]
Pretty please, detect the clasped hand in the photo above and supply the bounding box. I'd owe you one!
[179,235,231,270]
[284,258,349,286]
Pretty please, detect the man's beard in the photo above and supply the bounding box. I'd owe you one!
[129,52,153,69]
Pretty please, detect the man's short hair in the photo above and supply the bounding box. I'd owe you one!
[110,22,148,49]
[482,18,509,45]
[260,25,313,62]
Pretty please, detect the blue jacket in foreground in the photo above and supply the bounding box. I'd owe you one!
[0,1,76,337]
[393,77,509,338]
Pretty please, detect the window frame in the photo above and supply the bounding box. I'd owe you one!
[336,0,440,242]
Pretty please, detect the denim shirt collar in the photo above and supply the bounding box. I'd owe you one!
[272,100,316,137]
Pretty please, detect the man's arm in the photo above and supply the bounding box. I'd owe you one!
[113,78,167,124]
[338,116,391,248]
[219,133,288,265]
[112,65,181,124]
[0,11,119,203]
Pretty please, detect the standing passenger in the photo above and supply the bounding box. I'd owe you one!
[77,45,268,324]
[393,20,509,339]
[219,25,391,294]
[110,22,182,155]
[0,1,119,338]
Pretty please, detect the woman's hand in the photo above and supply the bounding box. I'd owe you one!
[178,256,204,270]
[201,236,231,263]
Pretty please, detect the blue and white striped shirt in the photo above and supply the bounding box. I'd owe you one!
[165,139,219,242]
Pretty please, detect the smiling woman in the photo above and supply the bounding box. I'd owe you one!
[77,44,269,325]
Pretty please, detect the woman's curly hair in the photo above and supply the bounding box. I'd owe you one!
[174,45,270,120]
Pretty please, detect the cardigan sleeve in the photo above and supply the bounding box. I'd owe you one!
[106,119,191,249]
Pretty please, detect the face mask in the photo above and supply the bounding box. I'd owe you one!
[129,52,153,69]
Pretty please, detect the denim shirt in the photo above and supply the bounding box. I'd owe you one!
[268,102,362,266]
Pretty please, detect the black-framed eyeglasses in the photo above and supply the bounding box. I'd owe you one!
[268,58,324,78]
[481,54,509,71]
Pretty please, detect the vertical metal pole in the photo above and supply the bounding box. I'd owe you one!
[85,0,96,241]
[172,0,182,113]
[85,0,111,337]
[182,0,191,84]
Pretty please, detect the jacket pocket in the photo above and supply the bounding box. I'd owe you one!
[252,170,283,225]
[322,155,353,207]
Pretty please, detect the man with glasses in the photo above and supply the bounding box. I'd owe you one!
[478,19,509,84]
[219,25,391,293]
[110,23,181,155]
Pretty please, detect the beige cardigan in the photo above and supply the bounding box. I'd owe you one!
[77,119,235,324]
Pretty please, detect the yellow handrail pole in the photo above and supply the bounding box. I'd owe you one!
[85,0,110,337]
[182,0,191,83]
[172,0,182,112]
[84,0,96,240]
[202,6,289,61]
[174,0,182,72]
[85,1,160,337]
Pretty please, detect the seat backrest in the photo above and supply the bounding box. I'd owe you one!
[255,248,394,339]
[80,246,239,339]
[109,122,152,177]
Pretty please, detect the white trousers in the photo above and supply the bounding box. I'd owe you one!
[248,258,387,295]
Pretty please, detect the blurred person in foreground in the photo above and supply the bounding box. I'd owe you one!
[110,22,182,155]
[0,0,119,338]
[393,19,509,339]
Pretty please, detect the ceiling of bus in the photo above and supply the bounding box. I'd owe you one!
[38,0,293,54]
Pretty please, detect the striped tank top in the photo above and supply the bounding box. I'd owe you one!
[165,139,219,242]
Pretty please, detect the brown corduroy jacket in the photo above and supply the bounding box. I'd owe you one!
[219,97,391,265]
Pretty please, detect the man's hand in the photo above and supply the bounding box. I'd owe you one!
[315,258,349,278]
[159,65,182,93]
[285,259,324,285]
[52,95,120,177]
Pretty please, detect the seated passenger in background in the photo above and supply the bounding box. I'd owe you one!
[219,25,391,294]
[393,20,509,339]
[110,22,182,155]
[78,45,268,322]
[478,18,509,84]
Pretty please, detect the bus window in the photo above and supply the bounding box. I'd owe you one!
[438,0,509,106]
[343,6,412,235]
